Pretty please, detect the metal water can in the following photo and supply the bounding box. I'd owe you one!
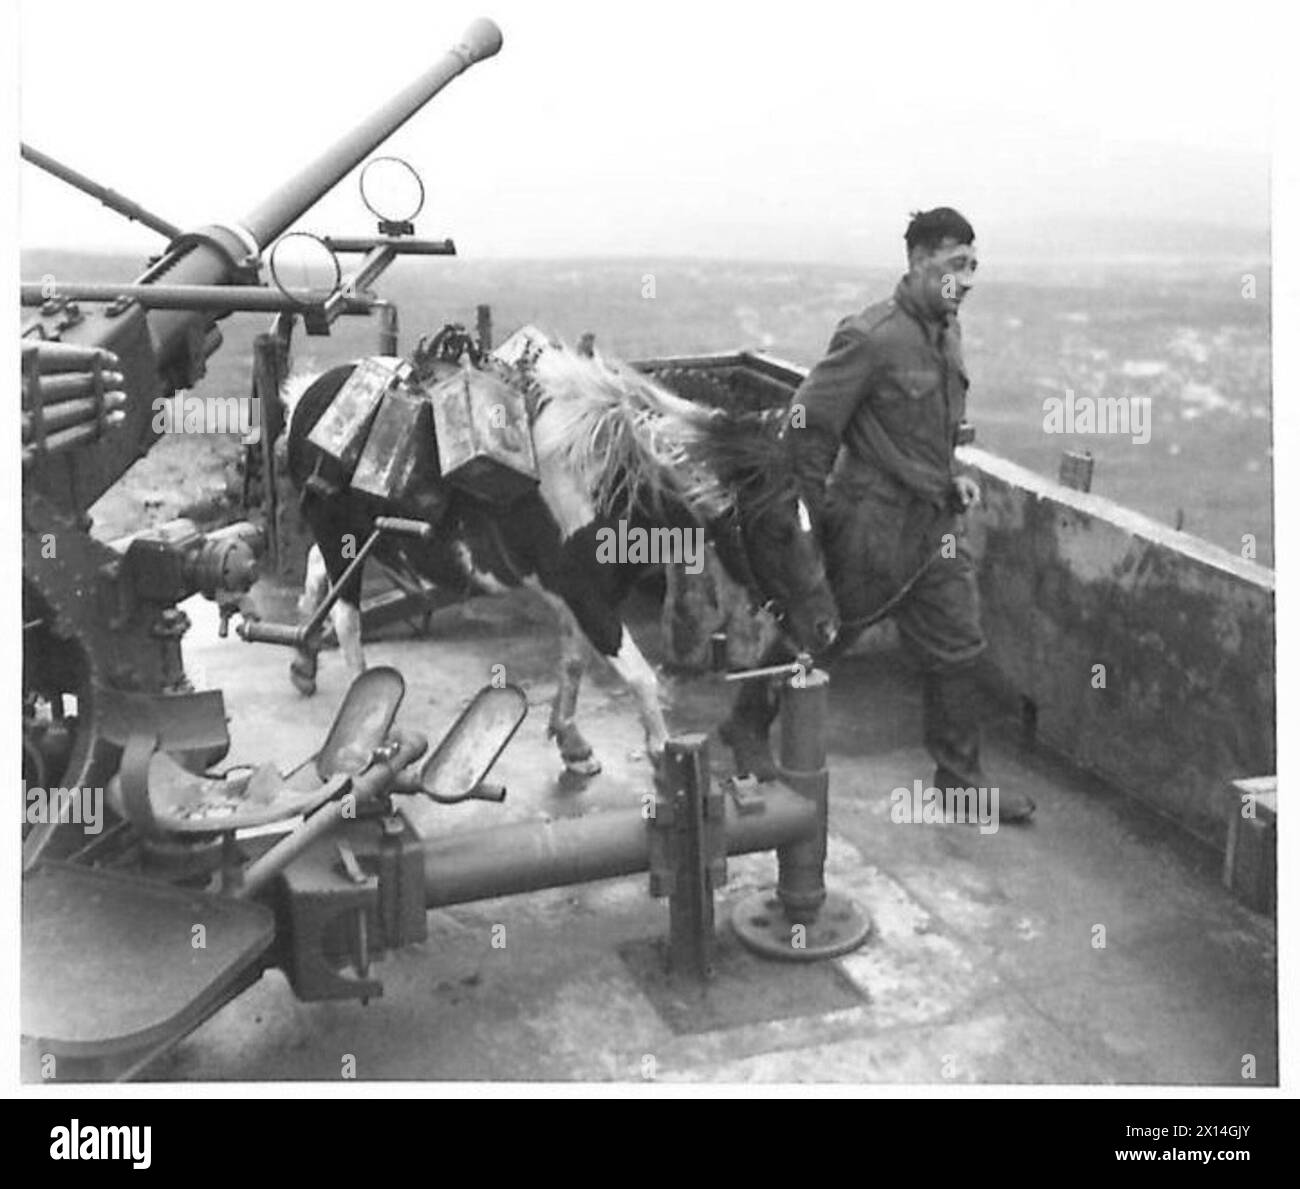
[351,386,444,518]
[306,356,399,479]
[429,367,538,505]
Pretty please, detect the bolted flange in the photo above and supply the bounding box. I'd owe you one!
[731,888,872,962]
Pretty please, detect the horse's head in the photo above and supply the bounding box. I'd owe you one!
[704,411,840,655]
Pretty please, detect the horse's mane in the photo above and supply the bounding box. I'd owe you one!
[525,345,795,523]
[691,405,800,523]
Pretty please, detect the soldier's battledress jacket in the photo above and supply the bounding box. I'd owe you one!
[786,277,985,665]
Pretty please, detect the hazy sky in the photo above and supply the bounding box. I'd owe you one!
[12,0,1276,264]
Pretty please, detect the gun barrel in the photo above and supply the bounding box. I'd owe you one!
[243,18,503,246]
[142,18,501,369]
[25,19,501,508]
[21,143,183,240]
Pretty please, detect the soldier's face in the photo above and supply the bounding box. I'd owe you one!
[910,238,979,318]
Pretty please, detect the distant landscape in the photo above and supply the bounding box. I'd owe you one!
[22,249,1273,566]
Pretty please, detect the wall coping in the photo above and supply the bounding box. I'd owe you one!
[959,444,1275,592]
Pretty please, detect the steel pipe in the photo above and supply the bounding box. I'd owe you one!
[22,416,124,466]
[25,372,126,404]
[421,784,818,909]
[324,237,456,256]
[21,142,182,239]
[20,282,370,314]
[22,393,127,440]
[21,342,121,370]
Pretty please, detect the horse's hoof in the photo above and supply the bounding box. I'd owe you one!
[563,753,602,778]
[717,719,778,782]
[290,663,317,697]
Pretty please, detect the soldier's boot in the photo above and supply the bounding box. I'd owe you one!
[923,662,1035,824]
[718,675,781,782]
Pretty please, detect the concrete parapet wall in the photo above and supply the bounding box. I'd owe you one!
[959,445,1275,844]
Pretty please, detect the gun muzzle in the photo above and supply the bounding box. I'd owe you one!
[241,18,504,247]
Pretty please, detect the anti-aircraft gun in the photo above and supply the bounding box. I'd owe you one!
[20,20,871,1081]
[20,18,504,869]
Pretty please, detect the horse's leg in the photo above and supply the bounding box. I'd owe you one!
[544,561,670,769]
[290,543,328,695]
[329,545,367,680]
[531,587,602,776]
[605,624,671,766]
[332,597,365,679]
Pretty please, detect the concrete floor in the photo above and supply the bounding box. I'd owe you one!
[146,583,1276,1085]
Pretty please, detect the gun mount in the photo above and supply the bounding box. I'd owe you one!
[21,18,504,866]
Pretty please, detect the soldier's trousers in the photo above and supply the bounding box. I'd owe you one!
[726,484,990,789]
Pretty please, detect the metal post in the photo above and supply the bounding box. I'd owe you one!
[252,326,289,569]
[731,667,873,961]
[650,735,726,979]
[1058,449,1094,492]
[776,669,829,922]
[375,301,399,357]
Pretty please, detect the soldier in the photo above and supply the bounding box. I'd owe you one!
[721,207,1036,823]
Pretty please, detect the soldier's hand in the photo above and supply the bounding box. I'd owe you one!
[951,475,981,512]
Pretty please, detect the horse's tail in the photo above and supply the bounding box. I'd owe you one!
[281,365,322,425]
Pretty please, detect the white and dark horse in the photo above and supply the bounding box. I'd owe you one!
[283,337,838,775]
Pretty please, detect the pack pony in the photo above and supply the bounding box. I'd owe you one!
[283,332,839,776]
